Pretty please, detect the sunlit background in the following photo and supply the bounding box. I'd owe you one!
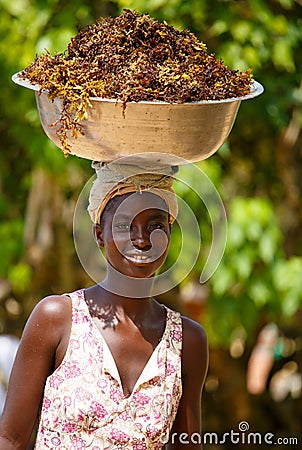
[0,0,301,447]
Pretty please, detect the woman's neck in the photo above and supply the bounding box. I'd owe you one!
[100,262,155,301]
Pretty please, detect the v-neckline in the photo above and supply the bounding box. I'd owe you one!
[102,336,163,399]
[80,289,169,399]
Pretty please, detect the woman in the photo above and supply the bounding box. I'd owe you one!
[0,161,208,449]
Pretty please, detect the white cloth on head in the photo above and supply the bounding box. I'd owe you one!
[87,161,178,224]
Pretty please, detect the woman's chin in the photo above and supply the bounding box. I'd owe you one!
[106,256,163,280]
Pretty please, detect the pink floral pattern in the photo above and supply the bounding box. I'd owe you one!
[34,290,182,449]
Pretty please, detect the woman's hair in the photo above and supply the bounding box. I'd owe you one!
[98,195,119,227]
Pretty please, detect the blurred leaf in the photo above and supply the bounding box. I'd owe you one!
[259,230,279,263]
[0,221,24,276]
[273,258,302,316]
[212,265,235,295]
[8,262,33,294]
[248,279,272,307]
[231,21,252,43]
[272,39,295,71]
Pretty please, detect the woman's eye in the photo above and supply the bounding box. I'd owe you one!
[114,223,130,231]
[149,223,165,230]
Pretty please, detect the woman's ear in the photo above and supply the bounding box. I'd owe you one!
[93,223,104,247]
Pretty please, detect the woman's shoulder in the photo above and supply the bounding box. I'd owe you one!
[181,315,208,380]
[23,294,73,345]
[13,294,74,373]
[181,315,207,348]
[30,293,72,321]
[164,305,207,347]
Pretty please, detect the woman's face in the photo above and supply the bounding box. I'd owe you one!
[95,192,171,279]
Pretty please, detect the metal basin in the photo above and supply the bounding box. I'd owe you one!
[12,72,263,164]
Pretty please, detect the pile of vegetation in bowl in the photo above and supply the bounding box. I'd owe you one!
[20,9,253,155]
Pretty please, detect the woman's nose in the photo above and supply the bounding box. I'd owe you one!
[131,226,151,250]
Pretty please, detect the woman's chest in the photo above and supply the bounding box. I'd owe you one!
[95,320,165,398]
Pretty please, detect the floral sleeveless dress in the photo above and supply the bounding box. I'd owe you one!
[34,290,183,449]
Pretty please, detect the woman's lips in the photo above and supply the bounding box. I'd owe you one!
[123,251,158,264]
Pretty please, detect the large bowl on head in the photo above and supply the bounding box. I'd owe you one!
[12,72,263,164]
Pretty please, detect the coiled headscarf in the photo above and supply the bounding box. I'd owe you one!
[88,161,178,224]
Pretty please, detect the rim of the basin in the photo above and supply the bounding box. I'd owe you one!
[12,72,264,105]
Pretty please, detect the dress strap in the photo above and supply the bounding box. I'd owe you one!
[164,306,183,355]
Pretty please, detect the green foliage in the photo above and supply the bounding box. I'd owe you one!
[272,257,302,317]
[0,220,24,276]
[194,193,301,345]
[8,262,33,294]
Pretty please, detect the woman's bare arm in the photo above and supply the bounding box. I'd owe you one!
[167,316,209,449]
[0,295,71,450]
